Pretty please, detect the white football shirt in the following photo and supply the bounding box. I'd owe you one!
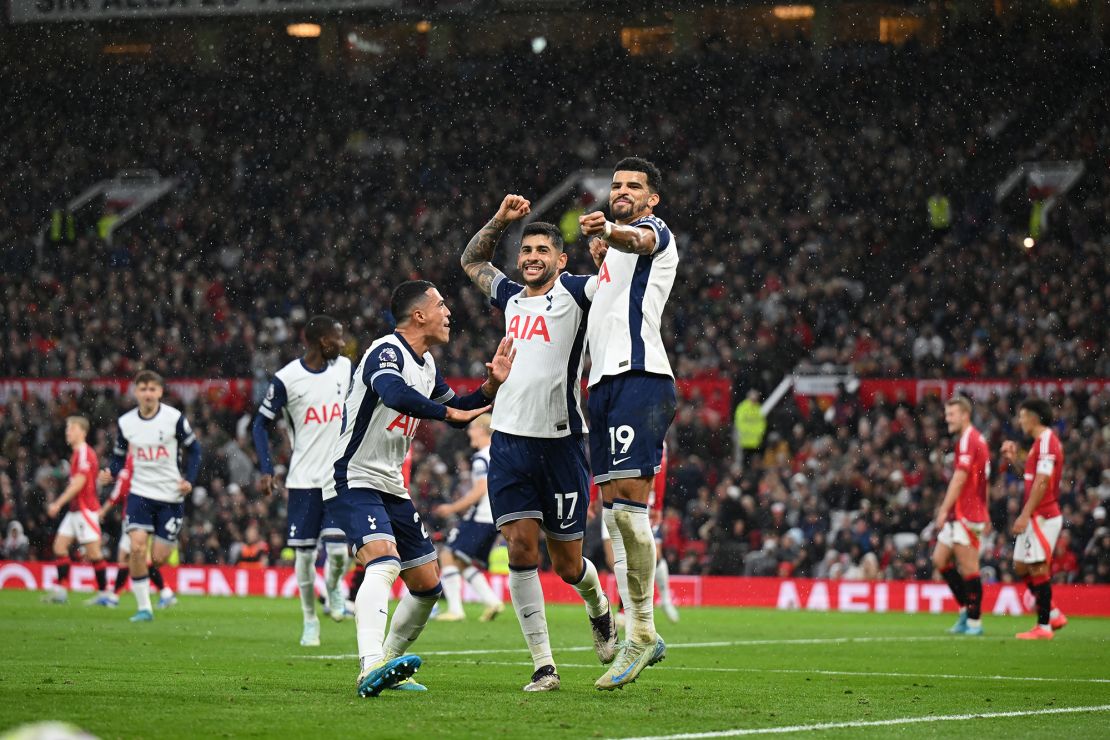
[489,272,594,438]
[326,333,454,500]
[258,356,352,489]
[587,214,677,387]
[463,445,493,525]
[114,403,196,504]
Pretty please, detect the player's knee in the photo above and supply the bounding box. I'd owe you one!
[553,559,581,584]
[504,536,538,566]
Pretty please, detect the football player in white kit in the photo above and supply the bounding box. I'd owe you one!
[580,157,678,689]
[98,370,202,622]
[252,315,352,647]
[460,194,617,692]
[327,280,514,697]
[433,413,505,623]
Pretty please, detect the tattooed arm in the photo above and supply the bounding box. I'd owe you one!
[461,193,531,297]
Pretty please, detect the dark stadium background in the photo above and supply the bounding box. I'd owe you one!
[1,1,1107,590]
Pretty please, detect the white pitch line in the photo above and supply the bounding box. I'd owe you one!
[472,661,1110,686]
[612,704,1110,740]
[291,635,956,661]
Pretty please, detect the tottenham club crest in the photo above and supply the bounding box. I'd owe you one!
[378,347,400,371]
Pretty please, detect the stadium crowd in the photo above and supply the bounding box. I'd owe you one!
[2,379,1108,586]
[2,32,1105,391]
[1,32,1108,587]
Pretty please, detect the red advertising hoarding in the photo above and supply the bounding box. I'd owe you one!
[5,562,1109,617]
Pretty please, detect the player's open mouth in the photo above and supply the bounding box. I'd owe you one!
[523,263,544,276]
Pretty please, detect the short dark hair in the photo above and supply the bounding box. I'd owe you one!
[390,280,436,326]
[614,156,662,193]
[521,221,563,252]
[1019,397,1053,427]
[134,369,164,387]
[305,315,339,345]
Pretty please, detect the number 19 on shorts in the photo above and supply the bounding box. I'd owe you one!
[609,425,634,456]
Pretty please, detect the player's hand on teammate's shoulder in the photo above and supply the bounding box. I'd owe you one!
[589,237,609,267]
[485,336,516,388]
[496,194,531,222]
[579,210,607,237]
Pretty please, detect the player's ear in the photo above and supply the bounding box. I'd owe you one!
[556,251,568,269]
[647,192,660,209]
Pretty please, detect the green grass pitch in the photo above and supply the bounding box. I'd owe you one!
[1,590,1108,738]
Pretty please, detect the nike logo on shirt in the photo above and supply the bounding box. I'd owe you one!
[612,456,631,466]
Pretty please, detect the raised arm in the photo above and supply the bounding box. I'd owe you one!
[579,211,661,256]
[461,193,531,296]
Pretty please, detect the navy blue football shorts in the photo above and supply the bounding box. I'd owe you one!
[588,371,677,485]
[488,431,591,541]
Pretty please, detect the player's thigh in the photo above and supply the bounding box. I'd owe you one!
[586,381,612,483]
[399,560,441,594]
[536,435,591,540]
[320,496,347,542]
[1012,516,1060,566]
[546,537,585,578]
[341,489,400,563]
[488,432,545,532]
[499,518,542,564]
[593,373,675,485]
[448,520,499,568]
[287,488,326,547]
[953,543,980,573]
[73,509,103,548]
[150,501,185,554]
[379,494,438,572]
[603,476,653,505]
[53,531,74,556]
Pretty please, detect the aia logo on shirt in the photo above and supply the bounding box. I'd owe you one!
[598,262,612,284]
[387,414,421,438]
[507,314,551,342]
[304,404,342,425]
[135,445,170,462]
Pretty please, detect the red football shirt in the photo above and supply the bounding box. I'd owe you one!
[69,443,100,512]
[953,426,990,523]
[1024,428,1063,519]
[650,443,668,514]
[108,455,134,509]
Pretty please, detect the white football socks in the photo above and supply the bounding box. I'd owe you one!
[613,499,657,645]
[656,556,673,606]
[571,558,609,619]
[294,548,318,621]
[383,585,440,661]
[356,557,401,672]
[463,564,500,608]
[324,541,350,597]
[441,565,464,615]
[604,507,631,629]
[508,566,554,670]
[132,576,152,613]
